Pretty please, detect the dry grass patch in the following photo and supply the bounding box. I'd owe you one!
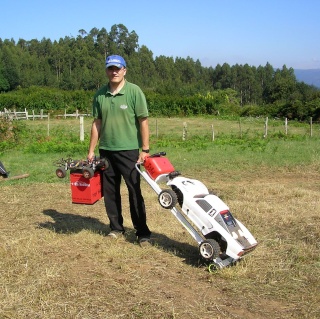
[0,167,319,318]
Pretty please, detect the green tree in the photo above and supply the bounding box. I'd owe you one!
[256,64,271,104]
[270,65,296,103]
[96,28,109,59]
[132,45,157,88]
[1,43,20,90]
[0,71,10,92]
[107,24,139,56]
[220,63,232,88]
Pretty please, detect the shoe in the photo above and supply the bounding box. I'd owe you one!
[107,231,124,239]
[138,237,152,248]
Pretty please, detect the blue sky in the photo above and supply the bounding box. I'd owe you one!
[1,0,319,69]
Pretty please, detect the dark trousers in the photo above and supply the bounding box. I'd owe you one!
[99,149,151,238]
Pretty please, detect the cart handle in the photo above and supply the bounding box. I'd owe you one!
[148,151,166,158]
[136,151,167,167]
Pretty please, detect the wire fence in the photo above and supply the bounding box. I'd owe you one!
[1,108,319,140]
[148,117,320,140]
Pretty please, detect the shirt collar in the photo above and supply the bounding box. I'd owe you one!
[106,80,126,96]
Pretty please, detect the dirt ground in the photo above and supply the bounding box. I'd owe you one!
[0,169,319,319]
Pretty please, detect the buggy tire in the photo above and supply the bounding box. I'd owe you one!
[158,189,178,209]
[97,158,108,170]
[199,239,221,261]
[56,167,66,178]
[82,167,94,179]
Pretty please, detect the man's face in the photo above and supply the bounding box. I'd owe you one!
[106,66,126,84]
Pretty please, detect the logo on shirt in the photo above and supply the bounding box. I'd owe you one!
[120,104,128,110]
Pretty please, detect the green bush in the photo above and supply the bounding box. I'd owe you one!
[0,117,26,153]
[0,86,93,113]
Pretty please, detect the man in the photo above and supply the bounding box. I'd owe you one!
[87,55,152,247]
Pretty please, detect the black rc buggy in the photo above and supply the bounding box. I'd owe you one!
[55,157,108,179]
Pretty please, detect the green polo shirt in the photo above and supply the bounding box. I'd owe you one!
[92,80,148,151]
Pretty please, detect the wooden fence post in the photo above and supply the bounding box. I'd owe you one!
[47,113,50,136]
[211,124,215,141]
[80,116,84,141]
[264,117,268,138]
[285,118,288,135]
[310,117,313,137]
[182,122,187,141]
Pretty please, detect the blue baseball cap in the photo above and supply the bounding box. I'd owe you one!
[105,55,126,68]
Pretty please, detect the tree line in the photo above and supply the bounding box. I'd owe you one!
[0,24,319,120]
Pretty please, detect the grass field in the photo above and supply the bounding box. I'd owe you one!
[0,117,319,318]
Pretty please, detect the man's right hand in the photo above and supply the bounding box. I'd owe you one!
[87,151,95,162]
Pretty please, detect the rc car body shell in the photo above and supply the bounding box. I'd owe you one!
[167,176,257,260]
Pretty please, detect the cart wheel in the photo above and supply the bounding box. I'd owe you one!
[56,167,66,178]
[199,239,221,261]
[208,263,218,273]
[82,167,94,179]
[158,189,178,209]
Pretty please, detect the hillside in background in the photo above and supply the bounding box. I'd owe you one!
[294,69,320,88]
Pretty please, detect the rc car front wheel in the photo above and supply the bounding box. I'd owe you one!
[56,167,66,178]
[199,239,221,261]
[82,167,94,179]
[158,189,178,209]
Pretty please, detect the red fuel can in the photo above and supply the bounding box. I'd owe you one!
[70,172,102,204]
[144,156,175,180]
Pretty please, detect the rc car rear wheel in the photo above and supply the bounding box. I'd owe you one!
[56,167,66,178]
[97,158,108,170]
[158,189,178,209]
[82,167,94,179]
[199,239,221,261]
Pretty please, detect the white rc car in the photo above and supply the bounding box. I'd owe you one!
[136,152,258,271]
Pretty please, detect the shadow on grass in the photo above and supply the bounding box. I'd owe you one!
[39,209,110,235]
[151,233,201,267]
[39,209,202,267]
